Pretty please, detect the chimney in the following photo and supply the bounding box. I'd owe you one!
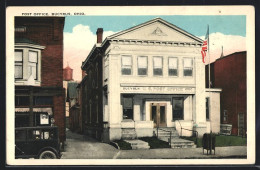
[96,28,103,43]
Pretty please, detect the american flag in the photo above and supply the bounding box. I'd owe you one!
[201,26,209,63]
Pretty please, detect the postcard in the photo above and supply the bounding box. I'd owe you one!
[6,6,255,165]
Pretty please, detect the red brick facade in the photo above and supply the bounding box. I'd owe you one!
[15,17,66,143]
[15,17,64,87]
[206,51,247,135]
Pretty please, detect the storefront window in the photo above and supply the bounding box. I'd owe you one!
[183,58,193,76]
[172,98,184,120]
[168,57,178,76]
[33,96,53,106]
[121,56,132,75]
[122,96,133,119]
[138,56,148,75]
[153,56,163,76]
[15,96,30,106]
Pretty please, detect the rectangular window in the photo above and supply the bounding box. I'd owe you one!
[168,57,178,76]
[153,56,163,76]
[122,96,133,119]
[15,50,23,79]
[138,56,148,75]
[183,58,193,76]
[33,96,53,106]
[172,98,184,120]
[28,51,38,80]
[121,56,132,75]
[206,98,210,120]
[15,96,30,106]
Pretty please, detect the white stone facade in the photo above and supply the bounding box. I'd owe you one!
[83,18,221,141]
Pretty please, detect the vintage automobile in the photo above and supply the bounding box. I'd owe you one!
[15,126,61,159]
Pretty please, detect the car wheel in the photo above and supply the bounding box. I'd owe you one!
[39,150,57,159]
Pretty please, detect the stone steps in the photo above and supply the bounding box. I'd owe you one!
[124,139,150,150]
[170,138,197,148]
[153,128,196,148]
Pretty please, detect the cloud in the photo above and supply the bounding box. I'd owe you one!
[63,24,116,81]
[199,32,246,63]
[64,26,246,81]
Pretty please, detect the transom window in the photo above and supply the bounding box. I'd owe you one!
[137,56,148,75]
[15,50,23,79]
[153,56,163,76]
[183,58,193,77]
[168,57,178,76]
[121,55,132,75]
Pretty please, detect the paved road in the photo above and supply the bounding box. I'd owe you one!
[61,129,247,159]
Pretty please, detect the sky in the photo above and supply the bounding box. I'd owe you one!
[63,15,246,81]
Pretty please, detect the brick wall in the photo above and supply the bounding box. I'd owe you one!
[53,89,66,143]
[15,17,65,87]
[15,17,66,142]
[210,52,247,135]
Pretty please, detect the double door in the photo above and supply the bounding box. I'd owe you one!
[151,103,167,128]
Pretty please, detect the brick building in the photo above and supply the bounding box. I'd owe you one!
[14,17,66,145]
[206,51,246,135]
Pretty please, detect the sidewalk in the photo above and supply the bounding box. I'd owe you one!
[61,129,247,159]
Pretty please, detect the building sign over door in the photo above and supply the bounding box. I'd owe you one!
[120,86,195,94]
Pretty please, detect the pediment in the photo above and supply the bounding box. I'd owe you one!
[107,18,203,43]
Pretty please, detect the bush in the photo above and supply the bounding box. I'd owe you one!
[114,140,132,150]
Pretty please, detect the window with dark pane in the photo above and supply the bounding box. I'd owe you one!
[168,57,178,76]
[138,56,147,75]
[172,98,184,120]
[15,96,30,106]
[33,96,53,106]
[121,56,132,75]
[183,58,193,76]
[122,95,133,119]
[153,56,163,76]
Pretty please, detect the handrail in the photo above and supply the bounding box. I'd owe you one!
[176,120,198,146]
[156,127,172,147]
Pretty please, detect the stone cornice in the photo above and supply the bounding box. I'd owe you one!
[108,38,202,47]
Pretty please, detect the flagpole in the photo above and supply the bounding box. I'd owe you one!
[207,25,213,155]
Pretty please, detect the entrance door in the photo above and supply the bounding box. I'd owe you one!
[150,103,167,127]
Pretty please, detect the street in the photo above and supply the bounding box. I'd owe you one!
[61,129,247,159]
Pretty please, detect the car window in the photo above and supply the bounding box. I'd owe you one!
[15,130,26,141]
